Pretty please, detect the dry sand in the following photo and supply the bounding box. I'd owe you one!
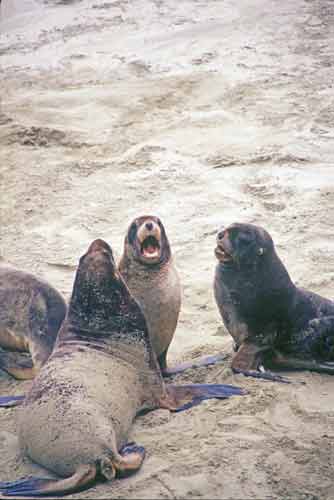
[1,0,334,498]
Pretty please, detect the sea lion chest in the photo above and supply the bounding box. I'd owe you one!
[120,262,181,357]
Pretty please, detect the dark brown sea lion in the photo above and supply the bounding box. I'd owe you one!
[214,222,334,380]
[0,239,245,497]
[119,215,224,375]
[0,266,66,381]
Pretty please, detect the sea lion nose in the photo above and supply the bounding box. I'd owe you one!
[146,222,153,231]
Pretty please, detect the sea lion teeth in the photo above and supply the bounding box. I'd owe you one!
[214,222,334,382]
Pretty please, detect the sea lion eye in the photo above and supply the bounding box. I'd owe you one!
[128,223,137,244]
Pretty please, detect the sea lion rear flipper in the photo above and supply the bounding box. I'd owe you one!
[162,354,227,377]
[0,465,96,497]
[270,351,334,374]
[0,395,25,407]
[161,383,247,412]
[113,443,146,478]
[0,351,36,380]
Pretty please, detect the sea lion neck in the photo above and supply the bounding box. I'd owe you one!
[60,241,150,346]
[217,245,297,316]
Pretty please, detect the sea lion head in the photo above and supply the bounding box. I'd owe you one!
[123,215,171,266]
[66,239,148,339]
[215,223,274,269]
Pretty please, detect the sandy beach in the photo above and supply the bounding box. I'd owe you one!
[1,0,334,498]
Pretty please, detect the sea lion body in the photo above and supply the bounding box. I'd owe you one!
[214,223,334,372]
[19,239,163,478]
[20,343,159,478]
[0,239,245,495]
[0,266,66,378]
[119,215,181,369]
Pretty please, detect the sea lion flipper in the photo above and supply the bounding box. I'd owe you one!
[162,354,227,377]
[0,395,25,407]
[161,383,247,412]
[230,342,292,383]
[232,368,292,383]
[270,351,334,375]
[0,350,36,380]
[113,443,146,478]
[0,465,96,497]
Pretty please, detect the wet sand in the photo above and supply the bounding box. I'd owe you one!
[1,0,334,498]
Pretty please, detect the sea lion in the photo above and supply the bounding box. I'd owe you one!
[214,222,334,379]
[0,239,245,497]
[0,265,66,380]
[118,215,181,372]
[119,215,224,375]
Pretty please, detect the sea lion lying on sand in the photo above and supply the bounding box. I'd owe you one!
[214,222,334,380]
[0,239,245,497]
[0,266,66,381]
[119,215,225,375]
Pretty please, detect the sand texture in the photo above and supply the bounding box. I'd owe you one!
[1,0,334,498]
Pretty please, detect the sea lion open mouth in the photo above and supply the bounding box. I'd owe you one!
[215,244,233,263]
[141,235,161,259]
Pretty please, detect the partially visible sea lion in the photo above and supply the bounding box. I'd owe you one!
[119,215,224,375]
[0,239,245,497]
[0,266,66,380]
[214,222,334,379]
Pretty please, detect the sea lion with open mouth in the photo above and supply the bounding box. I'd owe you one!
[0,266,66,383]
[214,222,334,380]
[119,215,224,375]
[0,239,245,497]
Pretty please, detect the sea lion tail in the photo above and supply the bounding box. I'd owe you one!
[162,383,247,412]
[0,465,96,497]
[0,395,25,407]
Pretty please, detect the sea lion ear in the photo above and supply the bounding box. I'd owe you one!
[257,247,264,256]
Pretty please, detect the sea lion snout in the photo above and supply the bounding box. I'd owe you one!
[87,239,113,257]
[125,215,171,265]
[215,228,234,264]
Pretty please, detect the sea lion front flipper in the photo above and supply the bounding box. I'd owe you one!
[231,341,292,383]
[162,354,227,377]
[0,464,97,497]
[0,395,25,407]
[0,351,36,380]
[160,383,247,412]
